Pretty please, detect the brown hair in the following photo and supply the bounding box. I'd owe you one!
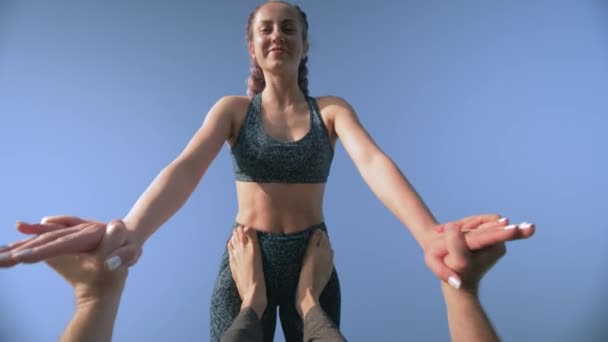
[246,1,309,97]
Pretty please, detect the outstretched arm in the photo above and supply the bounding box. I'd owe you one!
[327,96,438,247]
[326,96,525,287]
[0,97,237,268]
[123,96,236,245]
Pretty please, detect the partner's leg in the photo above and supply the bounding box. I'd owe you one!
[279,272,341,342]
[287,230,345,342]
[220,226,268,342]
[210,226,276,342]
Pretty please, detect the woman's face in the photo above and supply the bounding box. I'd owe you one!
[249,2,307,75]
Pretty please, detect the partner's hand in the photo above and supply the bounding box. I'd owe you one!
[0,216,142,268]
[46,220,136,302]
[425,219,535,288]
[442,223,511,292]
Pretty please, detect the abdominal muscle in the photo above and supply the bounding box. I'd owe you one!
[234,181,326,234]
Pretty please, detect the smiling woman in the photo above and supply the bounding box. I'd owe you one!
[1,1,507,340]
[246,1,310,97]
[15,0,608,340]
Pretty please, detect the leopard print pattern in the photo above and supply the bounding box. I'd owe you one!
[230,94,334,183]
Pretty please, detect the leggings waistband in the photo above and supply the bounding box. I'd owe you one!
[232,222,327,241]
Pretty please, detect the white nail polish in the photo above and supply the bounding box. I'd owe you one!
[504,224,517,230]
[0,252,11,261]
[498,217,508,223]
[105,256,122,271]
[518,222,533,229]
[13,249,32,260]
[448,276,461,289]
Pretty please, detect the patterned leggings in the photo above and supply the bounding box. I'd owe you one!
[210,223,341,342]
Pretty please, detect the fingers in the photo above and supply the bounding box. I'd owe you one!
[16,216,98,235]
[460,214,503,230]
[17,222,71,235]
[470,219,509,233]
[464,223,535,251]
[105,244,140,271]
[12,226,83,254]
[511,223,535,239]
[15,224,105,263]
[0,237,36,253]
[0,237,38,267]
[434,214,503,233]
[41,216,92,226]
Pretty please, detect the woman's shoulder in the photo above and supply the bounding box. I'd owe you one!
[207,95,253,120]
[214,95,253,110]
[314,95,350,105]
[314,95,356,117]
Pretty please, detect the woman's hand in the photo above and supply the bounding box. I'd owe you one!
[0,216,142,269]
[424,216,535,288]
[45,220,136,302]
[36,219,137,342]
[433,214,510,234]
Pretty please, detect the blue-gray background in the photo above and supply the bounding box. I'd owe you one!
[1,1,606,341]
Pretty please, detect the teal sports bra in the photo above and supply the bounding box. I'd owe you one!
[230,94,334,183]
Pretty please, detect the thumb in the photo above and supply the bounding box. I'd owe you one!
[425,239,462,289]
[98,220,128,261]
[445,223,471,258]
[41,216,91,226]
[104,244,140,271]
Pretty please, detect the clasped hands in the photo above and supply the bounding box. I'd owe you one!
[1,214,534,294]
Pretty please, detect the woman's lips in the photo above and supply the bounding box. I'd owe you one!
[269,47,287,54]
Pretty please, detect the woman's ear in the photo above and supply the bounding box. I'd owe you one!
[248,42,256,61]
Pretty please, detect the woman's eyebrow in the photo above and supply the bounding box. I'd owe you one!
[258,18,297,26]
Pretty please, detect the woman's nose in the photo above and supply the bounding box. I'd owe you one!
[271,30,285,43]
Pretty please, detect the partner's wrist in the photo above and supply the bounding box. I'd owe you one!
[441,281,479,299]
[74,279,126,306]
[75,288,124,310]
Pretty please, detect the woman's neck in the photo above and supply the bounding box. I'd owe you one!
[261,71,305,110]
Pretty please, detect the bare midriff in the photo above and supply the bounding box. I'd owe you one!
[235,181,326,234]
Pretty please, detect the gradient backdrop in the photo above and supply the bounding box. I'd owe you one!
[1,1,607,341]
